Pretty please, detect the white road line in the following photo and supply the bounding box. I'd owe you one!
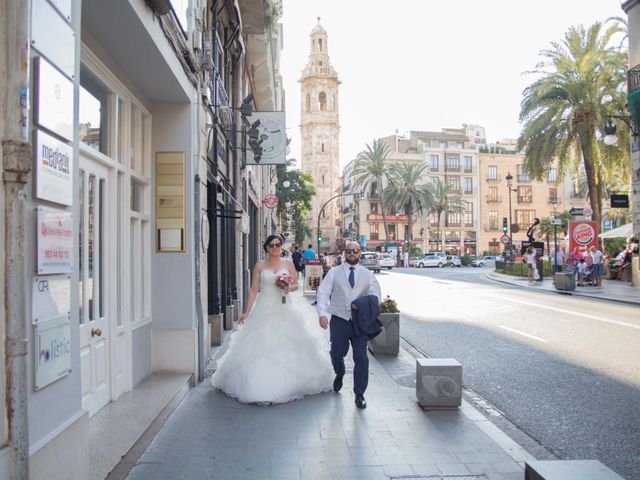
[499,325,547,343]
[490,295,640,331]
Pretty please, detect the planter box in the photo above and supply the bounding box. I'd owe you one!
[369,312,399,355]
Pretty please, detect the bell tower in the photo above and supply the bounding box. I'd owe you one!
[300,18,341,251]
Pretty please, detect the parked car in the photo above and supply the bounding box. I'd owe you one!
[446,255,462,267]
[471,255,497,267]
[415,254,445,268]
[378,253,395,269]
[408,256,420,268]
[360,251,381,273]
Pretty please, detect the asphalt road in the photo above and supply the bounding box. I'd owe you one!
[375,266,640,480]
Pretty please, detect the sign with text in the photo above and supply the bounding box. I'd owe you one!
[35,129,73,205]
[37,207,73,274]
[367,213,409,222]
[32,275,71,324]
[303,259,323,295]
[156,152,185,252]
[34,315,71,390]
[569,221,598,254]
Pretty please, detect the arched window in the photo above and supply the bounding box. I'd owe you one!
[305,93,310,111]
[321,143,324,152]
[319,39,323,52]
[319,92,326,111]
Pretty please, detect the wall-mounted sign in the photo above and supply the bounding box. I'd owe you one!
[32,274,71,324]
[37,207,73,274]
[569,221,597,254]
[35,129,73,205]
[200,212,210,253]
[244,111,286,165]
[35,57,74,141]
[34,315,71,390]
[610,194,630,209]
[367,213,408,222]
[262,193,279,209]
[31,0,75,79]
[156,152,185,252]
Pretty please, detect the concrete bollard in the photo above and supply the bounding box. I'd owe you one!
[208,314,223,346]
[224,305,235,330]
[233,299,241,322]
[416,358,462,409]
[525,460,625,479]
[368,312,399,355]
[554,272,576,291]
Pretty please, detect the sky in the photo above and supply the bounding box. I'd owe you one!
[280,0,626,169]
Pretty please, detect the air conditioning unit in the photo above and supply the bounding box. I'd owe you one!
[416,358,462,409]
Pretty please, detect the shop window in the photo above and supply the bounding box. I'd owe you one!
[79,68,109,154]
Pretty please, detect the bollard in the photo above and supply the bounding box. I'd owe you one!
[416,358,462,409]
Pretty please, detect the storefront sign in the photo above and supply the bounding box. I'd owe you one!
[156,152,185,252]
[34,315,71,390]
[569,221,597,254]
[35,57,74,140]
[32,275,71,324]
[35,129,73,205]
[367,214,408,222]
[37,207,73,274]
[262,193,278,209]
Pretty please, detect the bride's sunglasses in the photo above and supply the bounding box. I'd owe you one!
[267,242,282,248]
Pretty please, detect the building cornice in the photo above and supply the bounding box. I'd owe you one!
[622,0,638,13]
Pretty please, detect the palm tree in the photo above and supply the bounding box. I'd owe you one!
[518,22,628,227]
[351,139,393,245]
[428,178,466,252]
[537,217,553,258]
[382,162,435,242]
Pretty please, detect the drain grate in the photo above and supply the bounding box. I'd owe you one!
[390,476,488,480]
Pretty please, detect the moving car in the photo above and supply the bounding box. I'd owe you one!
[360,251,381,273]
[471,255,497,267]
[446,255,462,267]
[378,253,395,269]
[415,254,445,268]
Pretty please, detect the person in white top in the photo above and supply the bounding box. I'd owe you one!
[590,245,604,286]
[316,241,382,409]
[525,245,537,284]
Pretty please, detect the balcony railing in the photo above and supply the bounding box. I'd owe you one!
[486,175,500,182]
[517,197,532,204]
[367,193,379,200]
[353,214,360,222]
[484,225,499,232]
[517,175,532,182]
[548,197,559,204]
[485,195,501,203]
[445,165,461,172]
[370,233,379,240]
[628,64,640,92]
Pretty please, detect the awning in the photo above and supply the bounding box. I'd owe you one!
[600,223,633,239]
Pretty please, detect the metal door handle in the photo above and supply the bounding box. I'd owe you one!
[91,327,102,337]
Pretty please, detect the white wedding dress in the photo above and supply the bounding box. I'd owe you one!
[210,269,333,404]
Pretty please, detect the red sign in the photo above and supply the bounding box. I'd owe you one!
[367,214,408,222]
[262,193,279,209]
[500,235,510,245]
[569,221,597,253]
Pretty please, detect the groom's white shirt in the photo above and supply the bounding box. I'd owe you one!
[316,262,382,321]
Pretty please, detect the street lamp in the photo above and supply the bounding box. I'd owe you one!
[551,198,559,275]
[317,191,364,254]
[505,172,518,248]
[603,114,639,146]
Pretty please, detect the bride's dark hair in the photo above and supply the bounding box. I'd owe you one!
[262,234,284,253]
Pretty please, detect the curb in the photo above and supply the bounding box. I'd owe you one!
[486,272,640,306]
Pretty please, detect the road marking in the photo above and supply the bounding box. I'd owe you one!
[490,295,640,331]
[499,325,547,343]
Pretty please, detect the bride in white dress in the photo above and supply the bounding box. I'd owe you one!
[210,234,333,404]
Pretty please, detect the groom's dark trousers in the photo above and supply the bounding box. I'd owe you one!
[330,315,368,395]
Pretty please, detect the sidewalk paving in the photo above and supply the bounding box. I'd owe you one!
[127,342,531,479]
[487,271,640,306]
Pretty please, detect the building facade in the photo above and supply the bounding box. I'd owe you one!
[300,19,341,252]
[0,0,283,478]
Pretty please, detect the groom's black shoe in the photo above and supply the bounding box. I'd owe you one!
[333,375,343,393]
[355,394,366,409]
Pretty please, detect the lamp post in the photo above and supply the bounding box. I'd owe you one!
[317,191,364,254]
[505,172,517,247]
[551,199,559,277]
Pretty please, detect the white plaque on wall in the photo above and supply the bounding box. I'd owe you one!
[35,129,73,206]
[32,275,71,324]
[36,57,74,141]
[31,0,75,78]
[34,315,72,390]
[37,207,73,274]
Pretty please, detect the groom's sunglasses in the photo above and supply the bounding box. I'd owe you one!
[344,249,360,254]
[267,242,282,248]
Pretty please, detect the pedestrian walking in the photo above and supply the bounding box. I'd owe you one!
[525,246,537,284]
[591,245,604,286]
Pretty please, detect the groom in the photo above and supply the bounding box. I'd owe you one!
[316,241,381,409]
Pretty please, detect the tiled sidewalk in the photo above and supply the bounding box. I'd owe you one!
[127,347,526,480]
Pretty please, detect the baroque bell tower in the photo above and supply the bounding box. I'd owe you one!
[300,18,341,251]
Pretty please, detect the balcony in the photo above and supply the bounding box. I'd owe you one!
[342,184,352,192]
[485,195,502,203]
[548,197,559,204]
[484,225,500,232]
[335,219,342,226]
[517,197,532,204]
[445,165,461,173]
[367,193,379,200]
[486,175,500,182]
[517,175,532,183]
[353,214,360,222]
[370,232,379,240]
[343,206,352,214]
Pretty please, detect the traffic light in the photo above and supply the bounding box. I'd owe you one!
[502,217,508,233]
[317,233,323,243]
[359,191,365,200]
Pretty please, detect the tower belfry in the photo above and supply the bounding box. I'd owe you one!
[300,18,341,250]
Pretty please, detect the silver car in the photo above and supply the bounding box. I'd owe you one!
[416,254,445,268]
[360,251,381,273]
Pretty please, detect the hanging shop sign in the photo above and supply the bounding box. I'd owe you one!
[35,129,73,206]
[262,193,279,209]
[32,274,71,324]
[35,57,74,141]
[34,315,71,390]
[37,207,73,274]
[244,111,286,165]
[569,221,598,254]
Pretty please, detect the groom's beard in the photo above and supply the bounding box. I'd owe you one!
[345,257,359,265]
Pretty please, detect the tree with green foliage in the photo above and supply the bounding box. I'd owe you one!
[518,21,629,228]
[274,163,316,246]
[352,139,393,244]
[383,161,434,242]
[429,178,466,252]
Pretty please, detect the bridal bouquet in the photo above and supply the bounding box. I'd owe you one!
[275,273,295,303]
